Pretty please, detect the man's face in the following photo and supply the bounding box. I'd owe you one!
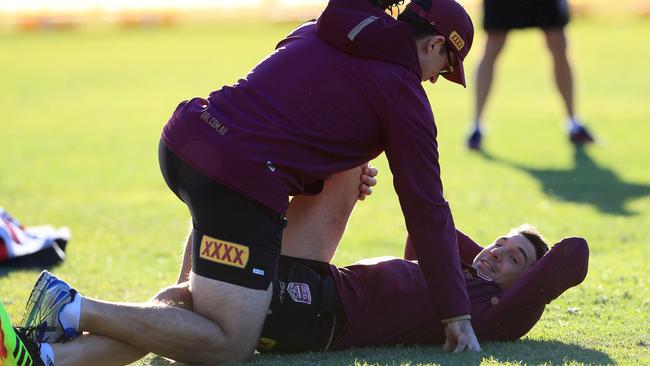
[417,36,452,84]
[472,233,538,289]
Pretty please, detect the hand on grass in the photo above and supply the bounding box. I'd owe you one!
[358,164,378,201]
[443,319,481,352]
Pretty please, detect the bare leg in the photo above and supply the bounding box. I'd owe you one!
[43,167,365,365]
[281,166,364,262]
[51,335,146,366]
[544,28,575,118]
[75,278,269,365]
[473,31,508,129]
[176,228,192,284]
[49,283,193,366]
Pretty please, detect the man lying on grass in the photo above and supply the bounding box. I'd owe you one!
[257,226,588,353]
[0,167,588,366]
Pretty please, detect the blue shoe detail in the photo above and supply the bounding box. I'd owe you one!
[20,271,80,344]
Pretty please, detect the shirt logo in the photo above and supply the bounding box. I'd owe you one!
[287,282,312,304]
[200,111,229,135]
[449,31,465,51]
[199,235,249,269]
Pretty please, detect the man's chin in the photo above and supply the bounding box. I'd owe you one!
[473,261,495,282]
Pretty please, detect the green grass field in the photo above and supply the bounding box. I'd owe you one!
[1,14,649,366]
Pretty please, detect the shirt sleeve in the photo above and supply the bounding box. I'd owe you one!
[404,229,483,262]
[456,230,483,264]
[479,237,589,340]
[383,75,470,320]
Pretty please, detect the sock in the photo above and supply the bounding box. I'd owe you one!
[567,116,581,133]
[40,343,55,366]
[59,294,82,332]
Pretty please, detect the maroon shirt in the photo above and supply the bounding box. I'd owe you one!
[162,0,469,319]
[329,233,589,349]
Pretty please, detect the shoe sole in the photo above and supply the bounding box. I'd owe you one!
[21,271,53,331]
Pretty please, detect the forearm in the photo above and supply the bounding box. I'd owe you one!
[406,204,471,319]
[481,238,589,340]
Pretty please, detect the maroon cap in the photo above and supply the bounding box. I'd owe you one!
[405,0,474,87]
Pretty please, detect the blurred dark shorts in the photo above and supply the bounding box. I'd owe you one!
[484,0,570,30]
[158,139,286,290]
[258,256,344,354]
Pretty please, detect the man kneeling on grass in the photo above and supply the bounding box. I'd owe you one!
[0,167,588,366]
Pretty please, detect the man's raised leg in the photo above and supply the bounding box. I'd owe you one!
[281,165,373,261]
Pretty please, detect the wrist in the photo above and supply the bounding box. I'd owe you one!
[440,315,471,324]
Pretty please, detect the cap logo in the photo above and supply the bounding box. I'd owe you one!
[449,31,465,51]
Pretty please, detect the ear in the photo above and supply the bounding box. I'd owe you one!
[424,35,446,54]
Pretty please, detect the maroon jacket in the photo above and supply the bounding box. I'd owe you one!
[162,0,469,319]
[329,232,589,349]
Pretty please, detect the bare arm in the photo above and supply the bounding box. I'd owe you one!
[479,237,589,340]
[404,229,483,262]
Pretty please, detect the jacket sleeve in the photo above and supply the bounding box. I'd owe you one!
[479,237,589,340]
[404,229,483,262]
[384,75,470,320]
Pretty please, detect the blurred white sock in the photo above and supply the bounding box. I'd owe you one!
[567,116,582,133]
[59,294,82,332]
[471,121,482,133]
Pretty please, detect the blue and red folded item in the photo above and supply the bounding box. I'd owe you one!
[0,208,70,268]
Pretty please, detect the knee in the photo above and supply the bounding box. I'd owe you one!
[483,32,507,56]
[194,335,256,364]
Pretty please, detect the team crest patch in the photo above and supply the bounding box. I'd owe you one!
[449,31,465,51]
[199,235,249,269]
[287,282,312,304]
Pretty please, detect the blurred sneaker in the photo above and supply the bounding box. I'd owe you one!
[467,129,482,150]
[21,271,80,344]
[1,302,45,366]
[569,125,595,144]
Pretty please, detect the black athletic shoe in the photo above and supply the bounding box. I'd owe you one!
[1,302,45,366]
[467,129,482,150]
[569,125,595,144]
[14,328,46,366]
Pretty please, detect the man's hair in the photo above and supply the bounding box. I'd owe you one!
[396,0,439,40]
[511,224,550,262]
[369,0,404,11]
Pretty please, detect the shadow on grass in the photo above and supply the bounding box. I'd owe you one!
[149,339,614,365]
[481,145,650,216]
[0,261,64,278]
